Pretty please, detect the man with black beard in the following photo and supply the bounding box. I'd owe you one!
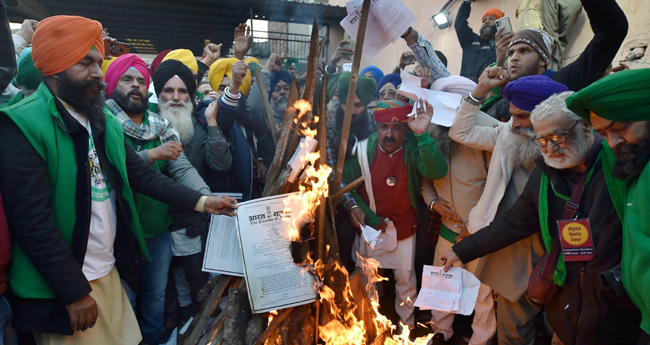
[566,68,650,343]
[325,72,377,272]
[104,55,226,344]
[449,70,569,345]
[442,91,641,345]
[488,0,628,122]
[420,77,499,345]
[454,0,503,80]
[0,16,237,344]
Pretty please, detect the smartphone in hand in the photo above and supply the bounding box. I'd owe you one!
[495,16,513,36]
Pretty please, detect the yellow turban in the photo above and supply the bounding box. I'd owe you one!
[162,49,198,73]
[208,58,252,96]
[244,57,260,65]
[101,56,116,78]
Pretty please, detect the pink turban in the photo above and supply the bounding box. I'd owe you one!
[104,54,150,98]
[431,75,477,98]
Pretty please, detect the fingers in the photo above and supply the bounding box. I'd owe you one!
[496,26,504,39]
[70,313,78,330]
[90,307,98,329]
[77,313,88,331]
[443,257,454,272]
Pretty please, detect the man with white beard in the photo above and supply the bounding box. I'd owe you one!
[448,69,569,345]
[440,91,641,345]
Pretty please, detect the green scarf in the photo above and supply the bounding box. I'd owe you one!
[538,142,625,286]
[1,83,149,299]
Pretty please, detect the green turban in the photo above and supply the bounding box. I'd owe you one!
[326,73,341,101]
[337,72,377,107]
[16,49,44,91]
[284,58,300,74]
[566,68,650,124]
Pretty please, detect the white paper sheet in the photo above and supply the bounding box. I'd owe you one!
[236,193,319,314]
[397,70,463,127]
[202,214,244,277]
[340,0,416,59]
[287,137,319,183]
[360,224,383,248]
[414,266,481,315]
[373,220,397,251]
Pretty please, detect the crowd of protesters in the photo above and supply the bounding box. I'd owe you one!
[0,0,648,344]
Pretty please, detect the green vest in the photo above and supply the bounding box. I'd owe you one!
[123,115,172,239]
[1,83,149,299]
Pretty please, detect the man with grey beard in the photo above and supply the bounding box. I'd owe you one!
[448,69,568,345]
[441,91,640,345]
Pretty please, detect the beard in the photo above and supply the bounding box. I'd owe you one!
[272,94,289,114]
[502,126,541,170]
[332,104,374,157]
[430,124,458,160]
[612,123,650,179]
[159,99,195,144]
[112,88,149,115]
[57,71,106,125]
[542,129,589,170]
[479,24,497,41]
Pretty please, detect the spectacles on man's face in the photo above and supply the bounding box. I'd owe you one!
[532,121,580,147]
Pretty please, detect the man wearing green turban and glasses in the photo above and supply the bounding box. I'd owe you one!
[566,68,650,343]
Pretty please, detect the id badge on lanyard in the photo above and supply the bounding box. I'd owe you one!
[556,218,595,262]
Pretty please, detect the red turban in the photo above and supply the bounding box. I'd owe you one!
[32,15,104,76]
[104,54,150,98]
[373,100,413,123]
[149,50,171,76]
[482,8,505,20]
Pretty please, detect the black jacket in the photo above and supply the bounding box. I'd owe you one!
[0,4,16,93]
[495,0,628,122]
[0,95,203,334]
[453,157,641,345]
[454,1,496,80]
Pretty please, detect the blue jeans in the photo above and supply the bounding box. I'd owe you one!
[123,231,172,344]
[0,294,11,345]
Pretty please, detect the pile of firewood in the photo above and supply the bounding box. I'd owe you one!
[178,2,384,344]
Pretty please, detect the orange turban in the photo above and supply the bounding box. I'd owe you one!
[482,8,505,20]
[32,15,104,76]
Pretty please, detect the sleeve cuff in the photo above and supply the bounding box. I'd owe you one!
[194,195,209,212]
[451,237,479,264]
[207,125,224,136]
[221,89,240,108]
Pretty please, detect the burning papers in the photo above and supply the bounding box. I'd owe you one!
[414,266,481,315]
[287,137,319,183]
[236,193,319,314]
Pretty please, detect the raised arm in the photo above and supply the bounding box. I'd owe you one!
[454,0,475,48]
[401,28,450,81]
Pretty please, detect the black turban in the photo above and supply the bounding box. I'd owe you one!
[153,59,196,98]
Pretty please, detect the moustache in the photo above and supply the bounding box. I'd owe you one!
[82,79,106,92]
[126,89,144,99]
[382,137,397,144]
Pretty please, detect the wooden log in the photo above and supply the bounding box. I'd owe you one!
[221,288,252,345]
[245,314,268,345]
[330,176,364,202]
[332,0,372,194]
[301,18,321,105]
[181,276,232,345]
[253,66,279,145]
[349,271,378,343]
[254,307,295,345]
[280,313,300,345]
[292,305,314,345]
[197,276,219,302]
[197,310,226,345]
[265,165,292,197]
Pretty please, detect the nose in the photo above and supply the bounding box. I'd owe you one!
[547,141,560,154]
[90,63,103,80]
[172,90,181,102]
[606,132,625,148]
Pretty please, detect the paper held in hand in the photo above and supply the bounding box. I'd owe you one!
[340,0,416,59]
[287,137,318,183]
[414,265,481,315]
[397,69,463,127]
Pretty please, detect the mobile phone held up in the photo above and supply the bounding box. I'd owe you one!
[495,16,513,37]
[104,39,131,57]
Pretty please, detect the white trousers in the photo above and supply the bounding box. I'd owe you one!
[429,238,496,345]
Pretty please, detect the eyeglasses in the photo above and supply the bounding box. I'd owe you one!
[532,121,580,147]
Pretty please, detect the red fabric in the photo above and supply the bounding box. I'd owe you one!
[482,8,505,20]
[32,15,104,76]
[104,54,151,97]
[373,104,412,123]
[149,50,171,76]
[358,146,417,240]
[0,193,10,284]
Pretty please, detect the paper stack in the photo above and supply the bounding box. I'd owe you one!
[414,266,481,315]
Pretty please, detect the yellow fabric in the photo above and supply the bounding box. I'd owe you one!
[208,58,252,96]
[162,49,198,73]
[34,269,141,345]
[515,0,545,32]
[101,57,116,79]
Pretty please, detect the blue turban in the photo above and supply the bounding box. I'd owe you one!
[269,70,293,101]
[376,73,401,97]
[504,75,568,112]
[360,65,384,83]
